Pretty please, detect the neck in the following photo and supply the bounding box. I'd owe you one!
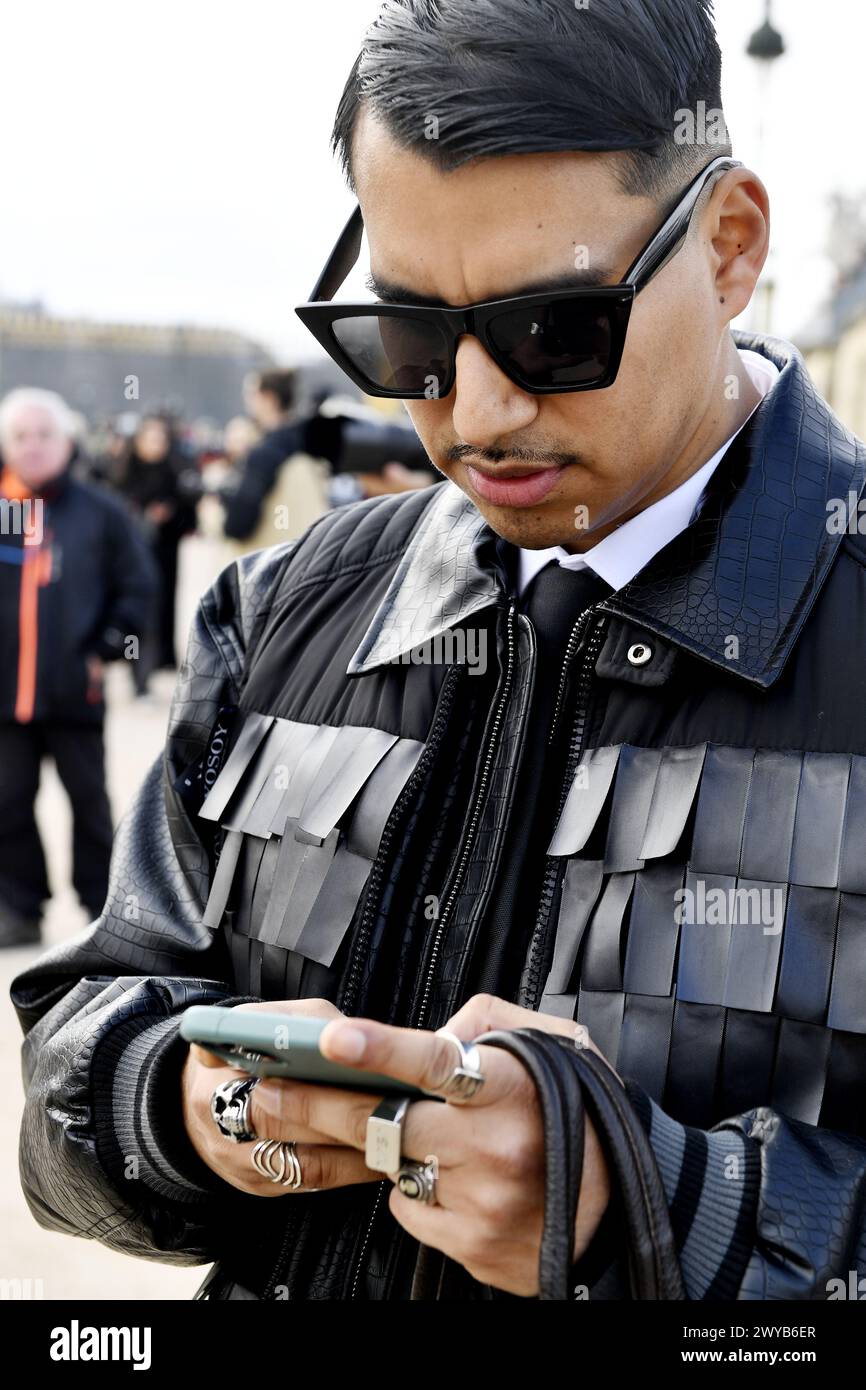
[683,335,762,478]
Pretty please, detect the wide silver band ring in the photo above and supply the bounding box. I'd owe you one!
[365,1094,412,1173]
[432,1028,486,1103]
[210,1076,260,1143]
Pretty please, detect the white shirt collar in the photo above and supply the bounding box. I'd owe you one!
[517,348,780,596]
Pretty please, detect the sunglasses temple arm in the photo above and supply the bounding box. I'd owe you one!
[309,203,365,301]
[623,156,743,292]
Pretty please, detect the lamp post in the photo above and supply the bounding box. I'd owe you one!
[746,1,785,334]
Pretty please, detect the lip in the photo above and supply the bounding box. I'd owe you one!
[465,463,567,508]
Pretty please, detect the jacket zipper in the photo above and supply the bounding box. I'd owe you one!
[413,603,518,1030]
[349,602,517,1299]
[520,606,608,1009]
[341,662,466,1019]
[260,664,464,1303]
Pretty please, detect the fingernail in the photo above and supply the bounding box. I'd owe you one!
[323,1025,367,1061]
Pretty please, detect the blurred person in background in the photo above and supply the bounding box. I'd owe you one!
[112,413,199,695]
[220,368,434,549]
[0,387,156,947]
[206,414,263,491]
[186,415,228,466]
[197,414,263,569]
[84,416,133,486]
[311,394,436,505]
[219,367,331,549]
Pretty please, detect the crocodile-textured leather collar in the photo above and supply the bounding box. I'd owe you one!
[347,332,866,689]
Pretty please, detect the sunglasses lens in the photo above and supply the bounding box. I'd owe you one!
[487,298,616,387]
[331,315,450,395]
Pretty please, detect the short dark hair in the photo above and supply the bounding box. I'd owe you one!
[332,0,731,208]
[256,369,297,413]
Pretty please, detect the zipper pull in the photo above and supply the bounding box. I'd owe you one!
[548,605,605,747]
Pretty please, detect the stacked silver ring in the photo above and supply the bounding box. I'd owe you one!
[251,1138,303,1188]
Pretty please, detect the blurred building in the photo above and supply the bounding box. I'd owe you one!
[0,299,274,425]
[798,193,866,440]
[801,298,866,442]
[800,280,866,442]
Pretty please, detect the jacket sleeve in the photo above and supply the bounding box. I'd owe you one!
[10,541,296,1266]
[89,494,160,662]
[620,1082,866,1300]
[220,425,304,540]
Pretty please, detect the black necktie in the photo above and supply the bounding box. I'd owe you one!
[468,560,613,1000]
[521,560,613,672]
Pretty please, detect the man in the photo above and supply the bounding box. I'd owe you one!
[11,0,866,1300]
[0,388,156,945]
[222,369,431,542]
[220,367,331,545]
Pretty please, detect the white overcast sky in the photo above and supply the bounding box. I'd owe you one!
[0,1,858,360]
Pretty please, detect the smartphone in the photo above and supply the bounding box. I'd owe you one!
[180,1004,430,1098]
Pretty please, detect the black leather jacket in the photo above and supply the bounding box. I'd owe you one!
[12,331,866,1299]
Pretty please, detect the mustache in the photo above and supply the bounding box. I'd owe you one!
[447,442,582,469]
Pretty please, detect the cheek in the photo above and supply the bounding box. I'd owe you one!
[617,298,675,402]
[605,290,707,449]
[403,400,451,461]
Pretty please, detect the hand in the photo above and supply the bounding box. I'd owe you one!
[279,993,616,1296]
[181,998,385,1196]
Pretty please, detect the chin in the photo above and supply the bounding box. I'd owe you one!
[470,500,579,551]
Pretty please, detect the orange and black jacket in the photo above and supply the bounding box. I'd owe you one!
[0,465,157,723]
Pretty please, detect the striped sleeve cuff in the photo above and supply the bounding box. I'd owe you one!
[91,993,261,1207]
[624,1079,761,1300]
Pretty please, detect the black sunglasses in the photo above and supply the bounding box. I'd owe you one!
[295,155,742,399]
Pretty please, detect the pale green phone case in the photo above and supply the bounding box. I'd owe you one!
[180,1004,429,1097]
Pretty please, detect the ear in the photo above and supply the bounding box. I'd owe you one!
[705,168,770,323]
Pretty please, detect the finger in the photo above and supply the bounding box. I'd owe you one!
[253,1073,463,1159]
[443,994,619,1076]
[317,1017,516,1106]
[230,998,345,1019]
[222,1143,384,1196]
[247,1080,351,1147]
[385,1182,467,1253]
[187,998,345,1070]
[194,1063,349,1146]
[290,1143,386,1190]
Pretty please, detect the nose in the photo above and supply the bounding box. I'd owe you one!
[449,335,539,447]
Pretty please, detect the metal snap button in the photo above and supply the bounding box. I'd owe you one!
[627,642,653,667]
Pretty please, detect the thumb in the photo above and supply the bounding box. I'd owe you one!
[442,993,617,1075]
